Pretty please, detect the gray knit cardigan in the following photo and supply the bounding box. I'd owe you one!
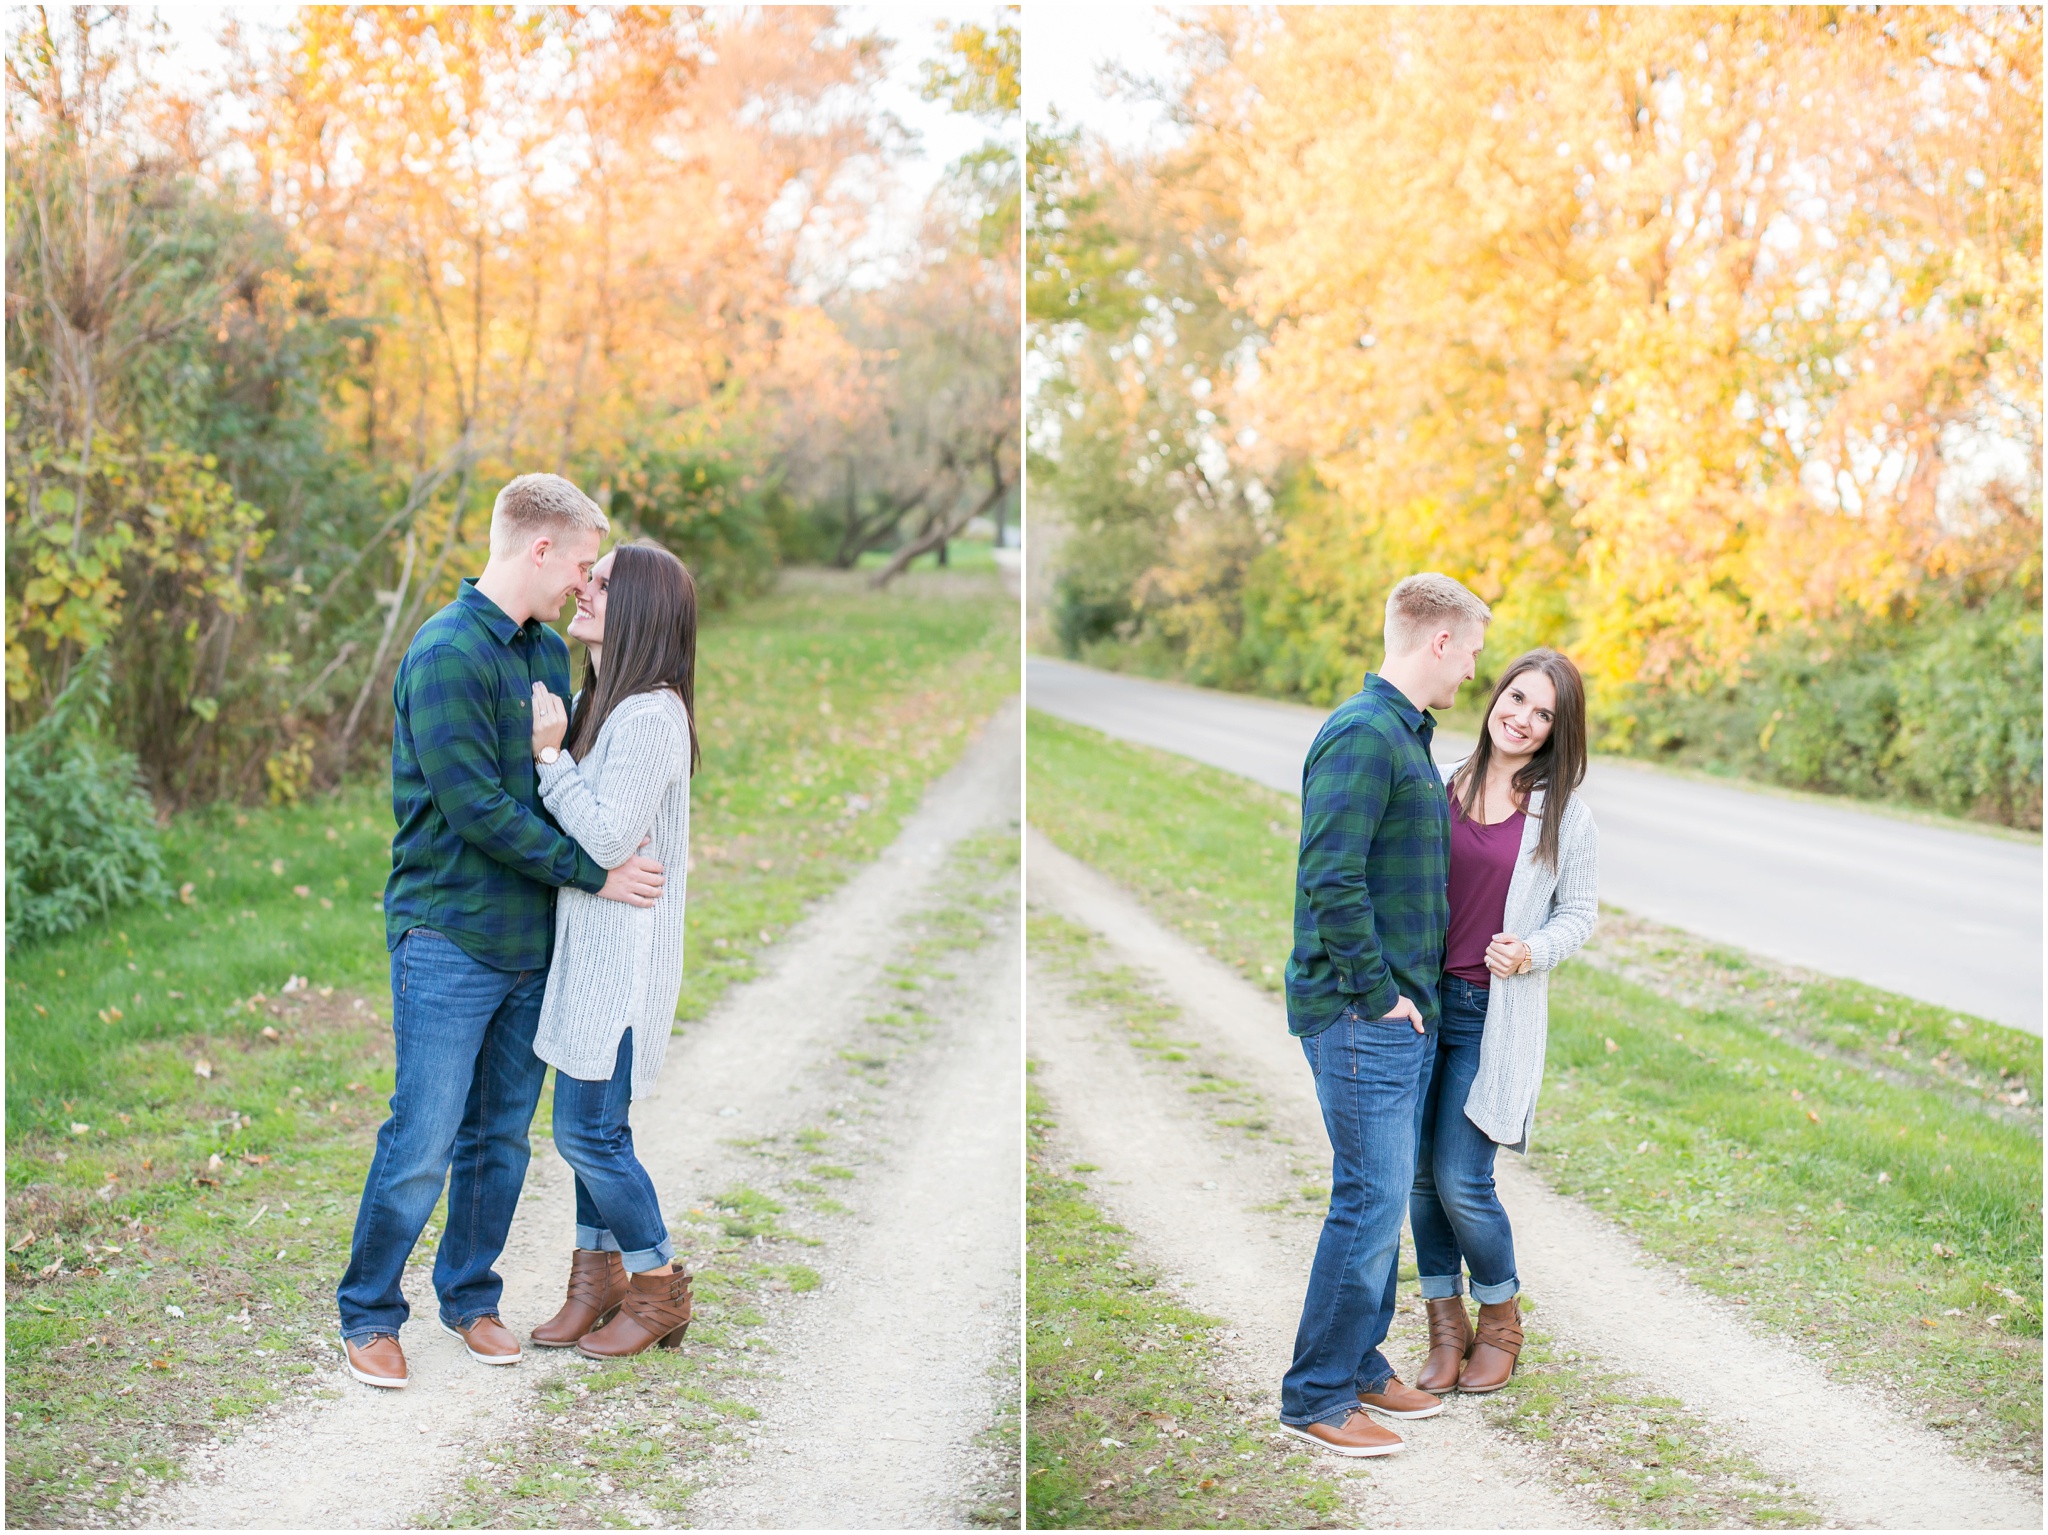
[534,690,692,1097]
[1439,760,1599,1152]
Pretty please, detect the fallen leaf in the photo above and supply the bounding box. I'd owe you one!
[1603,1037,1619,1054]
[178,882,196,905]
[9,1230,35,1252]
[193,1060,213,1080]
[241,1153,270,1167]
[1806,1109,1821,1123]
[260,1027,281,1042]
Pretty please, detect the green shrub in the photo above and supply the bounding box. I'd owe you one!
[605,447,792,607]
[1614,593,2043,828]
[6,650,170,948]
[1889,596,2043,825]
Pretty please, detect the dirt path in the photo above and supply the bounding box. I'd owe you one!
[686,931,1020,1529]
[1027,830,2042,1532]
[137,700,1022,1531]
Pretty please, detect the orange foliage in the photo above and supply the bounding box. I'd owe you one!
[1203,6,2039,688]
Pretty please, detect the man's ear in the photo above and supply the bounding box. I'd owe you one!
[529,534,554,568]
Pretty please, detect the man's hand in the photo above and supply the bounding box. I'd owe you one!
[1382,994,1426,1033]
[1484,933,1532,977]
[597,853,665,907]
[532,682,568,756]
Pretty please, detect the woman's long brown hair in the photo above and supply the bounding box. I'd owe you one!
[1447,647,1586,871]
[563,541,702,774]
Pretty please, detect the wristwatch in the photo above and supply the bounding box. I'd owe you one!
[537,746,560,766]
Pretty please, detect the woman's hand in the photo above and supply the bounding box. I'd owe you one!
[1484,932,1532,977]
[532,682,569,757]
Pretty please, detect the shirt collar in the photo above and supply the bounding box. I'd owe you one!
[458,578,536,647]
[1361,672,1435,738]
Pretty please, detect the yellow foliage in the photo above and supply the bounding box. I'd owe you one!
[1197,6,2040,690]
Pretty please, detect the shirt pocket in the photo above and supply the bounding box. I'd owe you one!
[495,676,536,774]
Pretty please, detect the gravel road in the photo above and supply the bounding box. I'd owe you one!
[137,698,1023,1531]
[1028,655,2043,1033]
[1027,830,2042,1530]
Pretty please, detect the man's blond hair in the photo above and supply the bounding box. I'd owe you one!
[488,473,609,561]
[1384,573,1491,657]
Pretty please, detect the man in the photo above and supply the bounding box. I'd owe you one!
[337,473,666,1389]
[1278,572,1492,1456]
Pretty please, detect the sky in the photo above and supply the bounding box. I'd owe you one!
[1022,3,1187,152]
[149,5,997,270]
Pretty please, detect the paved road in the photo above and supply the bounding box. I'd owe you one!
[1029,656,2044,1034]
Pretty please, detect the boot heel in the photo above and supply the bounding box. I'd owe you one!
[657,1323,689,1349]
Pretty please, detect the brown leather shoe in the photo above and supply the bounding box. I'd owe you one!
[531,1249,629,1347]
[1279,1409,1404,1457]
[441,1313,522,1366]
[1459,1297,1524,1393]
[1416,1295,1474,1393]
[574,1268,692,1359]
[344,1332,408,1389]
[1359,1374,1442,1419]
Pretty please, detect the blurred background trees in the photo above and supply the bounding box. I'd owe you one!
[5,4,1018,811]
[5,4,1017,942]
[1028,5,2040,827]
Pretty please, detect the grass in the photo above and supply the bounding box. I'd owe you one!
[2,576,1016,1527]
[1026,710,2044,1477]
[853,535,1003,573]
[1030,909,1819,1529]
[1025,1080,1347,1530]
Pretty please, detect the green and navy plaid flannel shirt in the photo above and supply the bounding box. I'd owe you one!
[1284,673,1450,1038]
[383,579,607,972]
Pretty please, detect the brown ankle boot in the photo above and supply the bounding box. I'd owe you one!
[1458,1297,1523,1393]
[530,1249,629,1348]
[574,1268,692,1359]
[1415,1296,1473,1393]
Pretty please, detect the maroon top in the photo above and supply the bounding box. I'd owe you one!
[1444,785,1526,986]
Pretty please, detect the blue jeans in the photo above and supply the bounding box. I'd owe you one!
[553,1030,674,1272]
[336,928,550,1341]
[1410,974,1520,1304]
[1280,1002,1435,1426]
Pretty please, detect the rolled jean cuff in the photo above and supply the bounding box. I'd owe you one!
[1418,1274,1466,1300]
[576,1226,676,1274]
[1280,1400,1365,1429]
[1471,1275,1520,1305]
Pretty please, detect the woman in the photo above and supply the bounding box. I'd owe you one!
[524,541,703,1358]
[1411,648,1598,1396]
